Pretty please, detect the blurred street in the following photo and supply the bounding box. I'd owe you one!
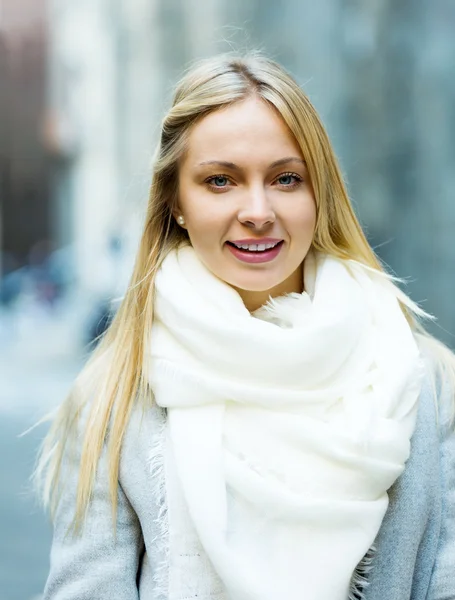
[1,0,455,597]
[0,302,84,600]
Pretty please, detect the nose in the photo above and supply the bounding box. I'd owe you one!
[237,186,276,230]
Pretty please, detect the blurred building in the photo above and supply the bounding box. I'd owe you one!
[0,0,50,273]
[4,0,453,343]
[45,0,226,302]
[45,0,121,299]
[229,0,455,343]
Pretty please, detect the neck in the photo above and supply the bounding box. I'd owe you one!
[233,264,304,312]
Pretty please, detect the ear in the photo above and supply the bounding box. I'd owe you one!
[172,207,187,229]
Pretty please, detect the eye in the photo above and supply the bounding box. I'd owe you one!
[205,174,232,188]
[275,172,303,188]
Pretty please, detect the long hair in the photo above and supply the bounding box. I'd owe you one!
[36,53,455,529]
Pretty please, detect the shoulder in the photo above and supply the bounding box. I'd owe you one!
[416,333,455,431]
[116,398,166,534]
[119,397,166,487]
[414,335,455,598]
[122,397,165,454]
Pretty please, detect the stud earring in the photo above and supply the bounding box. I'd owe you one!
[177,215,185,226]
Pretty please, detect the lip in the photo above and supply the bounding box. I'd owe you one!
[225,239,284,264]
[229,237,282,245]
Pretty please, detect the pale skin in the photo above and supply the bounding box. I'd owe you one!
[175,96,317,312]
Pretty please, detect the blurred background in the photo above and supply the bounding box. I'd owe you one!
[0,0,454,598]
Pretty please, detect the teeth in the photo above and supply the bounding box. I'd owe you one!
[232,241,280,252]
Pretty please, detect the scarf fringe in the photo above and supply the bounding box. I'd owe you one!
[348,545,376,600]
[148,406,169,600]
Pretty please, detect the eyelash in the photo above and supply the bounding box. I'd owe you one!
[204,172,304,191]
[275,172,303,188]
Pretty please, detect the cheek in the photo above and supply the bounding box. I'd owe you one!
[184,211,228,250]
[306,205,317,233]
[183,197,232,239]
[287,198,317,236]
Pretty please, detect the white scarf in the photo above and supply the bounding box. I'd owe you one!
[148,246,423,600]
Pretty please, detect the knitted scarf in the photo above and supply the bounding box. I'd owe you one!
[147,246,423,600]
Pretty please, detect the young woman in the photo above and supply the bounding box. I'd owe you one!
[39,54,455,600]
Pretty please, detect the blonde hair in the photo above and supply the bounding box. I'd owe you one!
[36,53,455,529]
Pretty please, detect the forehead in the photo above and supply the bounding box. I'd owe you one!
[183,97,303,165]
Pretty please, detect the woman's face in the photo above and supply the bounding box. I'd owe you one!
[176,97,317,311]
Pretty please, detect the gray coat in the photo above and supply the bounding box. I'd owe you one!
[43,357,455,600]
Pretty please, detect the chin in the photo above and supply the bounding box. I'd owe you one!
[227,275,282,293]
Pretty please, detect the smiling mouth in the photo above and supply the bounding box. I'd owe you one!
[225,240,284,264]
[226,240,283,253]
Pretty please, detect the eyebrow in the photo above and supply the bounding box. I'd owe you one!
[197,157,306,170]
